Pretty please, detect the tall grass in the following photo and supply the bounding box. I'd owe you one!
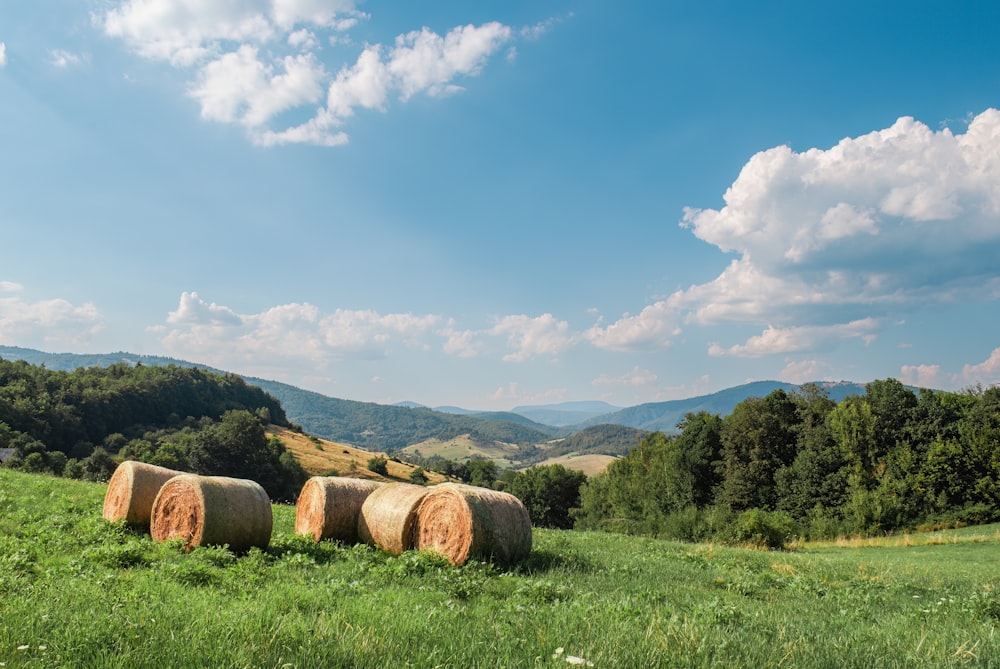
[2,469,1000,667]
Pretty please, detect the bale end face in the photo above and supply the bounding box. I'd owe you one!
[150,474,272,552]
[415,483,532,566]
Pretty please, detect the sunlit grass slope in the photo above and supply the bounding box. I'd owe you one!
[2,469,1000,668]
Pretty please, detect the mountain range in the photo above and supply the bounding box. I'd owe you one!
[0,345,870,455]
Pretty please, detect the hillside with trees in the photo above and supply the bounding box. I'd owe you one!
[0,346,558,453]
[0,359,306,500]
[577,380,1000,545]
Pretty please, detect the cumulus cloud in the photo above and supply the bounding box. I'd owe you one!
[187,46,325,126]
[158,292,440,370]
[269,21,513,146]
[0,287,103,348]
[489,313,574,362]
[678,110,1000,323]
[590,109,1000,360]
[779,359,835,385]
[100,1,523,146]
[899,347,1000,390]
[959,347,1000,387]
[584,302,681,353]
[899,364,946,389]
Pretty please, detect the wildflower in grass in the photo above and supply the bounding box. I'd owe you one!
[17,645,29,651]
[566,656,594,667]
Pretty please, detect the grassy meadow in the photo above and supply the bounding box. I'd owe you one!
[3,468,1000,668]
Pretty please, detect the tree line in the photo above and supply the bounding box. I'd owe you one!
[0,359,306,500]
[575,379,1000,546]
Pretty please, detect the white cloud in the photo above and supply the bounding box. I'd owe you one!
[188,46,325,126]
[388,23,512,100]
[779,359,835,385]
[519,13,572,41]
[0,42,7,67]
[100,0,281,66]
[0,291,103,349]
[287,28,318,50]
[678,109,1000,326]
[100,1,522,147]
[166,291,242,326]
[489,313,574,362]
[158,292,440,370]
[273,21,513,146]
[958,347,1000,387]
[439,322,482,359]
[708,318,880,357]
[899,364,946,389]
[50,50,84,68]
[584,302,681,352]
[592,366,657,388]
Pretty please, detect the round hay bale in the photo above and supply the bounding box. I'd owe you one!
[102,461,186,528]
[357,482,430,555]
[415,483,532,566]
[295,476,385,543]
[150,474,272,552]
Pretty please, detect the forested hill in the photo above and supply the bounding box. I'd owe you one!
[525,424,647,465]
[579,380,869,432]
[0,358,307,499]
[243,378,558,452]
[0,346,557,452]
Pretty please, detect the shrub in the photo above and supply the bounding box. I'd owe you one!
[367,457,389,476]
[730,509,796,550]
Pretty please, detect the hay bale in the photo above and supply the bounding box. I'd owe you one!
[295,476,385,543]
[102,461,186,528]
[415,483,532,566]
[357,482,430,555]
[150,474,272,552]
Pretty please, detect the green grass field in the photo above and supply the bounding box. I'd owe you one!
[2,468,1000,668]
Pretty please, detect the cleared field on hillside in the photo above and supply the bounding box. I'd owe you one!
[531,452,617,476]
[400,433,524,469]
[269,426,449,483]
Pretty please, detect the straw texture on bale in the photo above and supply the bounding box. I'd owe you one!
[150,474,272,552]
[415,483,532,566]
[295,476,385,543]
[102,461,186,528]
[357,482,430,555]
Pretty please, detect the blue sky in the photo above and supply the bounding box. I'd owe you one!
[2,0,999,410]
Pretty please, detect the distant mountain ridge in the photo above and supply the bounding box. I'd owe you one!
[0,345,874,448]
[576,380,870,433]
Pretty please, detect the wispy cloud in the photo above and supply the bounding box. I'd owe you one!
[592,366,657,388]
[50,49,85,68]
[708,319,880,357]
[0,42,7,67]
